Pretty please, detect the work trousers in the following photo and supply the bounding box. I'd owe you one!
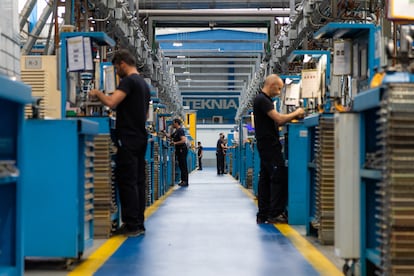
[198,156,202,169]
[176,146,188,182]
[256,138,288,219]
[116,138,147,230]
[216,153,225,174]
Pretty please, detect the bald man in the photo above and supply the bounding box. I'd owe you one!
[253,74,304,224]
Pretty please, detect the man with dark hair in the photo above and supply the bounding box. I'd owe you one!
[171,118,189,187]
[253,74,304,224]
[89,49,150,237]
[216,133,227,175]
[197,141,203,170]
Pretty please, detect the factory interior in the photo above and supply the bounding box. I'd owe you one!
[1,0,414,275]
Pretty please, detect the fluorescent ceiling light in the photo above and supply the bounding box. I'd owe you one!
[173,42,183,47]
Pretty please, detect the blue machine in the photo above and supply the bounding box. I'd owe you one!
[0,75,32,276]
[59,32,115,118]
[286,122,310,225]
[237,115,255,189]
[59,32,122,238]
[21,119,98,261]
[353,71,414,275]
[310,22,388,274]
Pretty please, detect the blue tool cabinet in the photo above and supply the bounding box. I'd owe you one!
[0,75,32,276]
[21,119,98,260]
[287,122,310,225]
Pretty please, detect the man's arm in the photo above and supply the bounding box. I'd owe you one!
[89,89,126,109]
[267,108,304,125]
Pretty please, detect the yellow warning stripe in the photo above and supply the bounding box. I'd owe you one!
[238,184,342,276]
[68,187,175,276]
[275,224,342,276]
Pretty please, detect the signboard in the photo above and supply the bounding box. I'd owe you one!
[182,97,238,123]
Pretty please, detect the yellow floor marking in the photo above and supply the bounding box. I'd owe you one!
[238,184,342,276]
[68,187,175,276]
[275,224,342,276]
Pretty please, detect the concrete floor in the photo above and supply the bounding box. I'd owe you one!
[24,167,345,275]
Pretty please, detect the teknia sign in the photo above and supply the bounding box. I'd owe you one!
[183,97,239,122]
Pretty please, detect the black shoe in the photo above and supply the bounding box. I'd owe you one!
[178,181,188,187]
[256,216,268,224]
[267,213,288,224]
[112,224,145,237]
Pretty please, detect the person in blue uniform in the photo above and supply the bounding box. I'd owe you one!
[253,74,304,224]
[89,49,150,237]
[171,118,189,186]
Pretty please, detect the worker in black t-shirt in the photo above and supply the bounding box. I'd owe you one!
[171,118,189,187]
[197,141,203,170]
[253,74,304,225]
[216,133,227,175]
[89,49,150,237]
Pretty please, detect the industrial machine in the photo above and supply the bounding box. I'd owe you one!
[352,23,414,276]
[0,75,32,276]
[21,119,98,265]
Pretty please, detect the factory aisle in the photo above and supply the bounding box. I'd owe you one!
[64,167,343,276]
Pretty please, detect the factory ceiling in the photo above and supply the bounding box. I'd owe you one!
[137,0,296,10]
[135,0,301,123]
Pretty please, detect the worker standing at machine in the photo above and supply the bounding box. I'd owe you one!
[253,74,304,224]
[216,133,227,175]
[197,141,203,170]
[171,118,189,187]
[89,49,150,237]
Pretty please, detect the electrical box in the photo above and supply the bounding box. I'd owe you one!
[334,113,360,259]
[21,55,61,119]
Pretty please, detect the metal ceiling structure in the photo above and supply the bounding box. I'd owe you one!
[137,0,295,10]
[136,1,300,123]
[19,0,303,122]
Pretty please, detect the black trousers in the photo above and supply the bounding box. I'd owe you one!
[256,138,288,219]
[198,156,202,169]
[116,139,147,230]
[176,146,188,182]
[216,153,225,174]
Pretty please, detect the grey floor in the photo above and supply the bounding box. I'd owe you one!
[24,167,345,275]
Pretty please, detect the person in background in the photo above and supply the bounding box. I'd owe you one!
[89,49,150,237]
[253,74,304,224]
[216,133,227,175]
[171,118,189,187]
[197,141,203,170]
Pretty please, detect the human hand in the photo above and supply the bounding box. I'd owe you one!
[89,89,100,100]
[296,107,305,119]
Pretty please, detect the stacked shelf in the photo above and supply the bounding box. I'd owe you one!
[93,134,118,238]
[153,141,160,200]
[314,116,335,245]
[377,84,414,275]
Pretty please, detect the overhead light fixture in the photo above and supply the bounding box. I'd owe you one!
[177,55,186,58]
[173,42,183,47]
[183,71,190,74]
